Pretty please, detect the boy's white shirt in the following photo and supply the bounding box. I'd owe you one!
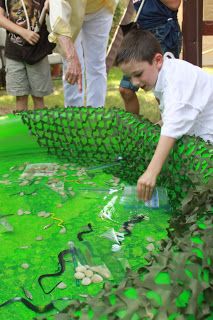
[153,56,213,144]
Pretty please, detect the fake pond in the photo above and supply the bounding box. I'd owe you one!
[0,108,212,320]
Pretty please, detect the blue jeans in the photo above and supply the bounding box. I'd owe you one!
[120,22,182,91]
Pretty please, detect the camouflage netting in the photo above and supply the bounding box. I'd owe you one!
[52,186,213,320]
[20,107,213,209]
[18,107,213,319]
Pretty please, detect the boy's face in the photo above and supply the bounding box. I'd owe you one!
[120,53,163,91]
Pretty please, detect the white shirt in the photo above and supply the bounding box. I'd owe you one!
[153,57,213,144]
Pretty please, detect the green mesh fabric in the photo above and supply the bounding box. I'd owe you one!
[20,107,212,208]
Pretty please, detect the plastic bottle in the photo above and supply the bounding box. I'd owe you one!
[120,185,170,211]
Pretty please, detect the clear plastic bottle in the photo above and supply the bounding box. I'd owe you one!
[120,185,170,211]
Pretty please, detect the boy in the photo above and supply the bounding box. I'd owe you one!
[119,0,182,115]
[116,29,213,201]
[0,0,54,110]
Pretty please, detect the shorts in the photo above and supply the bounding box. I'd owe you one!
[6,56,53,97]
[120,23,182,91]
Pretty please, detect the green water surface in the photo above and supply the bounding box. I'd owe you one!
[0,115,171,319]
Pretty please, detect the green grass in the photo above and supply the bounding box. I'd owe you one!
[0,67,160,122]
[1,66,212,122]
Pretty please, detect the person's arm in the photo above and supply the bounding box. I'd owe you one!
[160,0,181,11]
[58,35,82,92]
[44,0,49,12]
[137,135,176,201]
[0,8,40,45]
[48,0,82,91]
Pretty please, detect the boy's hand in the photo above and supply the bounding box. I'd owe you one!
[20,29,40,45]
[137,169,157,201]
[137,136,176,202]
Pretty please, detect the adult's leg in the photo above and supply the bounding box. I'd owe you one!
[82,8,113,107]
[63,32,85,107]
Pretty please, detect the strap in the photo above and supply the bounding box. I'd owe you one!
[134,0,146,22]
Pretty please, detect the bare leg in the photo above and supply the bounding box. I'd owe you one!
[119,87,140,115]
[16,96,28,111]
[32,96,45,109]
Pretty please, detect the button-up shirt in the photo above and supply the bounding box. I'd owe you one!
[153,56,213,144]
[49,0,118,43]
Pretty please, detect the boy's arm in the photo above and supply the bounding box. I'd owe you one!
[160,0,181,11]
[137,135,176,201]
[0,8,40,45]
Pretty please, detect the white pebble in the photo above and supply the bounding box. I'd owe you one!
[84,270,93,278]
[90,266,111,279]
[24,211,31,215]
[17,209,24,216]
[81,277,91,286]
[35,236,43,241]
[146,243,155,251]
[37,211,46,217]
[74,272,85,280]
[76,265,87,273]
[44,213,51,218]
[21,263,29,269]
[59,227,66,234]
[57,282,67,289]
[91,274,103,283]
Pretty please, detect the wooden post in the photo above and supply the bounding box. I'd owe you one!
[182,0,203,66]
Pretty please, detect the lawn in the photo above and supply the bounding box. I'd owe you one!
[0,66,160,122]
[0,66,212,122]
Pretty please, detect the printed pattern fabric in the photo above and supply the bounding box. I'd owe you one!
[5,0,43,47]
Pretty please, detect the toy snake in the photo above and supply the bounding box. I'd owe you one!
[77,223,93,241]
[38,249,70,294]
[38,243,80,294]
[0,296,72,313]
[121,214,145,236]
[50,212,65,229]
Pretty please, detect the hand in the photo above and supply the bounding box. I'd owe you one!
[20,29,40,45]
[65,51,82,92]
[137,169,158,201]
[154,119,163,127]
[44,0,49,12]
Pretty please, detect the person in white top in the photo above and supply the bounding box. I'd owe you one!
[115,28,213,201]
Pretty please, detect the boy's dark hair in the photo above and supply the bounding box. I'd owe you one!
[115,29,163,66]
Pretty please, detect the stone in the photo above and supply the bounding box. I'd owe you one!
[91,274,103,283]
[84,269,93,278]
[74,272,85,280]
[57,282,67,289]
[81,277,91,286]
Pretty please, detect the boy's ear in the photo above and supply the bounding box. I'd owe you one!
[153,53,163,67]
